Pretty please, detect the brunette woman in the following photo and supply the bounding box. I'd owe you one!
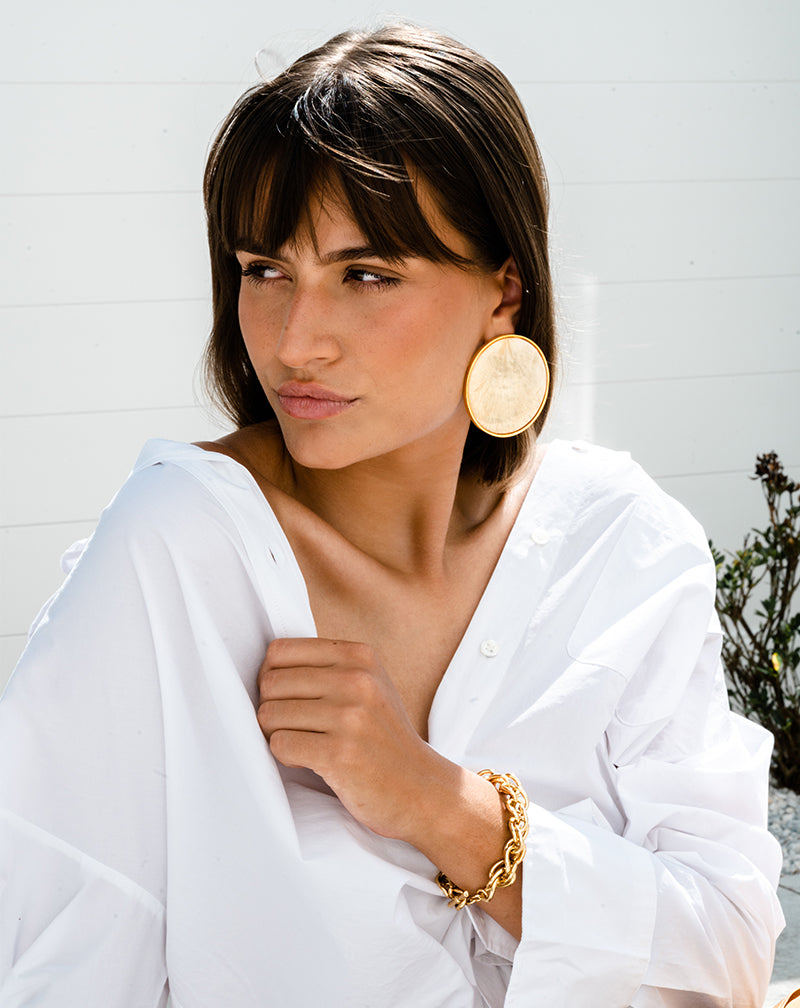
[0,24,783,1008]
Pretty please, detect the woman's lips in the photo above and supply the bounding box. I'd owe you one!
[275,382,356,420]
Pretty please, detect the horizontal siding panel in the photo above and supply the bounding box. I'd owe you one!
[3,1,798,83]
[1,301,212,416]
[497,0,800,83]
[1,11,324,84]
[556,275,800,384]
[523,81,800,185]
[1,83,243,195]
[0,521,96,636]
[0,407,227,526]
[553,179,800,284]
[656,468,781,555]
[1,192,208,305]
[589,371,800,480]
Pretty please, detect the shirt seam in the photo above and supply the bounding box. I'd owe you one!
[1,807,166,917]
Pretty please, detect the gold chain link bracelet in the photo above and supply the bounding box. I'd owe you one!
[436,769,529,910]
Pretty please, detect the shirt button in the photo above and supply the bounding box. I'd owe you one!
[480,639,499,658]
[572,440,589,452]
[530,527,550,545]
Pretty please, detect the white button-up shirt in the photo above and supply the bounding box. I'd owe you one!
[0,439,784,1007]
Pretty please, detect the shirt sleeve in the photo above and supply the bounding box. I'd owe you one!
[0,460,270,1007]
[0,811,168,1008]
[504,494,785,1008]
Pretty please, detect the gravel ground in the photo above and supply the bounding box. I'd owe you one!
[769,786,800,874]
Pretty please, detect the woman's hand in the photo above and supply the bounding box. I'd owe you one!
[256,637,436,841]
[257,636,522,938]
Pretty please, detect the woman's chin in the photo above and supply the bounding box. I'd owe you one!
[279,430,364,473]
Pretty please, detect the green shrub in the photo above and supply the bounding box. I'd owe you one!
[710,452,800,793]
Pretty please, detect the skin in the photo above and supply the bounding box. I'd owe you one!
[200,182,541,939]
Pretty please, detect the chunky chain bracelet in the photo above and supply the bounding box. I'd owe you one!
[436,769,529,909]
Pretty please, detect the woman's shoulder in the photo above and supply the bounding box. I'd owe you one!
[131,422,285,499]
[87,428,286,557]
[192,421,291,494]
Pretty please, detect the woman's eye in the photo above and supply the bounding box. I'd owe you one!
[346,268,400,289]
[240,262,285,286]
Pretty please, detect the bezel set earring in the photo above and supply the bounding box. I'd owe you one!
[463,334,550,438]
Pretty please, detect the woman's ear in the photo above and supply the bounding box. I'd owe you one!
[489,257,524,337]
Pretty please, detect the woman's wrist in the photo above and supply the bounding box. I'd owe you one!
[436,770,528,908]
[397,752,511,894]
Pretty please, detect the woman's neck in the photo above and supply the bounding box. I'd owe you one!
[285,439,505,581]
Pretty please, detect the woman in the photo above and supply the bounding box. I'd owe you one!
[0,24,784,1008]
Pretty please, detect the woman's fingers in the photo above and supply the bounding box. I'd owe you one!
[254,636,431,837]
[264,636,372,670]
[257,696,327,735]
[258,639,381,704]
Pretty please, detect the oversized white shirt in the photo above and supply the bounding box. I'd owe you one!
[0,438,785,1008]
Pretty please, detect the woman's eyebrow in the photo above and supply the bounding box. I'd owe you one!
[237,244,409,265]
[318,245,389,264]
[315,245,412,267]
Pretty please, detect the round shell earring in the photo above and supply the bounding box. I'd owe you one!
[463,335,550,437]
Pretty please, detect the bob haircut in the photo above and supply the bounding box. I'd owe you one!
[203,23,556,484]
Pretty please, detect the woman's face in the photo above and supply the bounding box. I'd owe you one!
[235,184,514,473]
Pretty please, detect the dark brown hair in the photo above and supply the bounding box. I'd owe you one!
[203,23,556,483]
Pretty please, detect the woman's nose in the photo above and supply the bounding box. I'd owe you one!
[276,286,340,368]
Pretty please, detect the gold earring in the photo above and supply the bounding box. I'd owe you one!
[463,335,550,438]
